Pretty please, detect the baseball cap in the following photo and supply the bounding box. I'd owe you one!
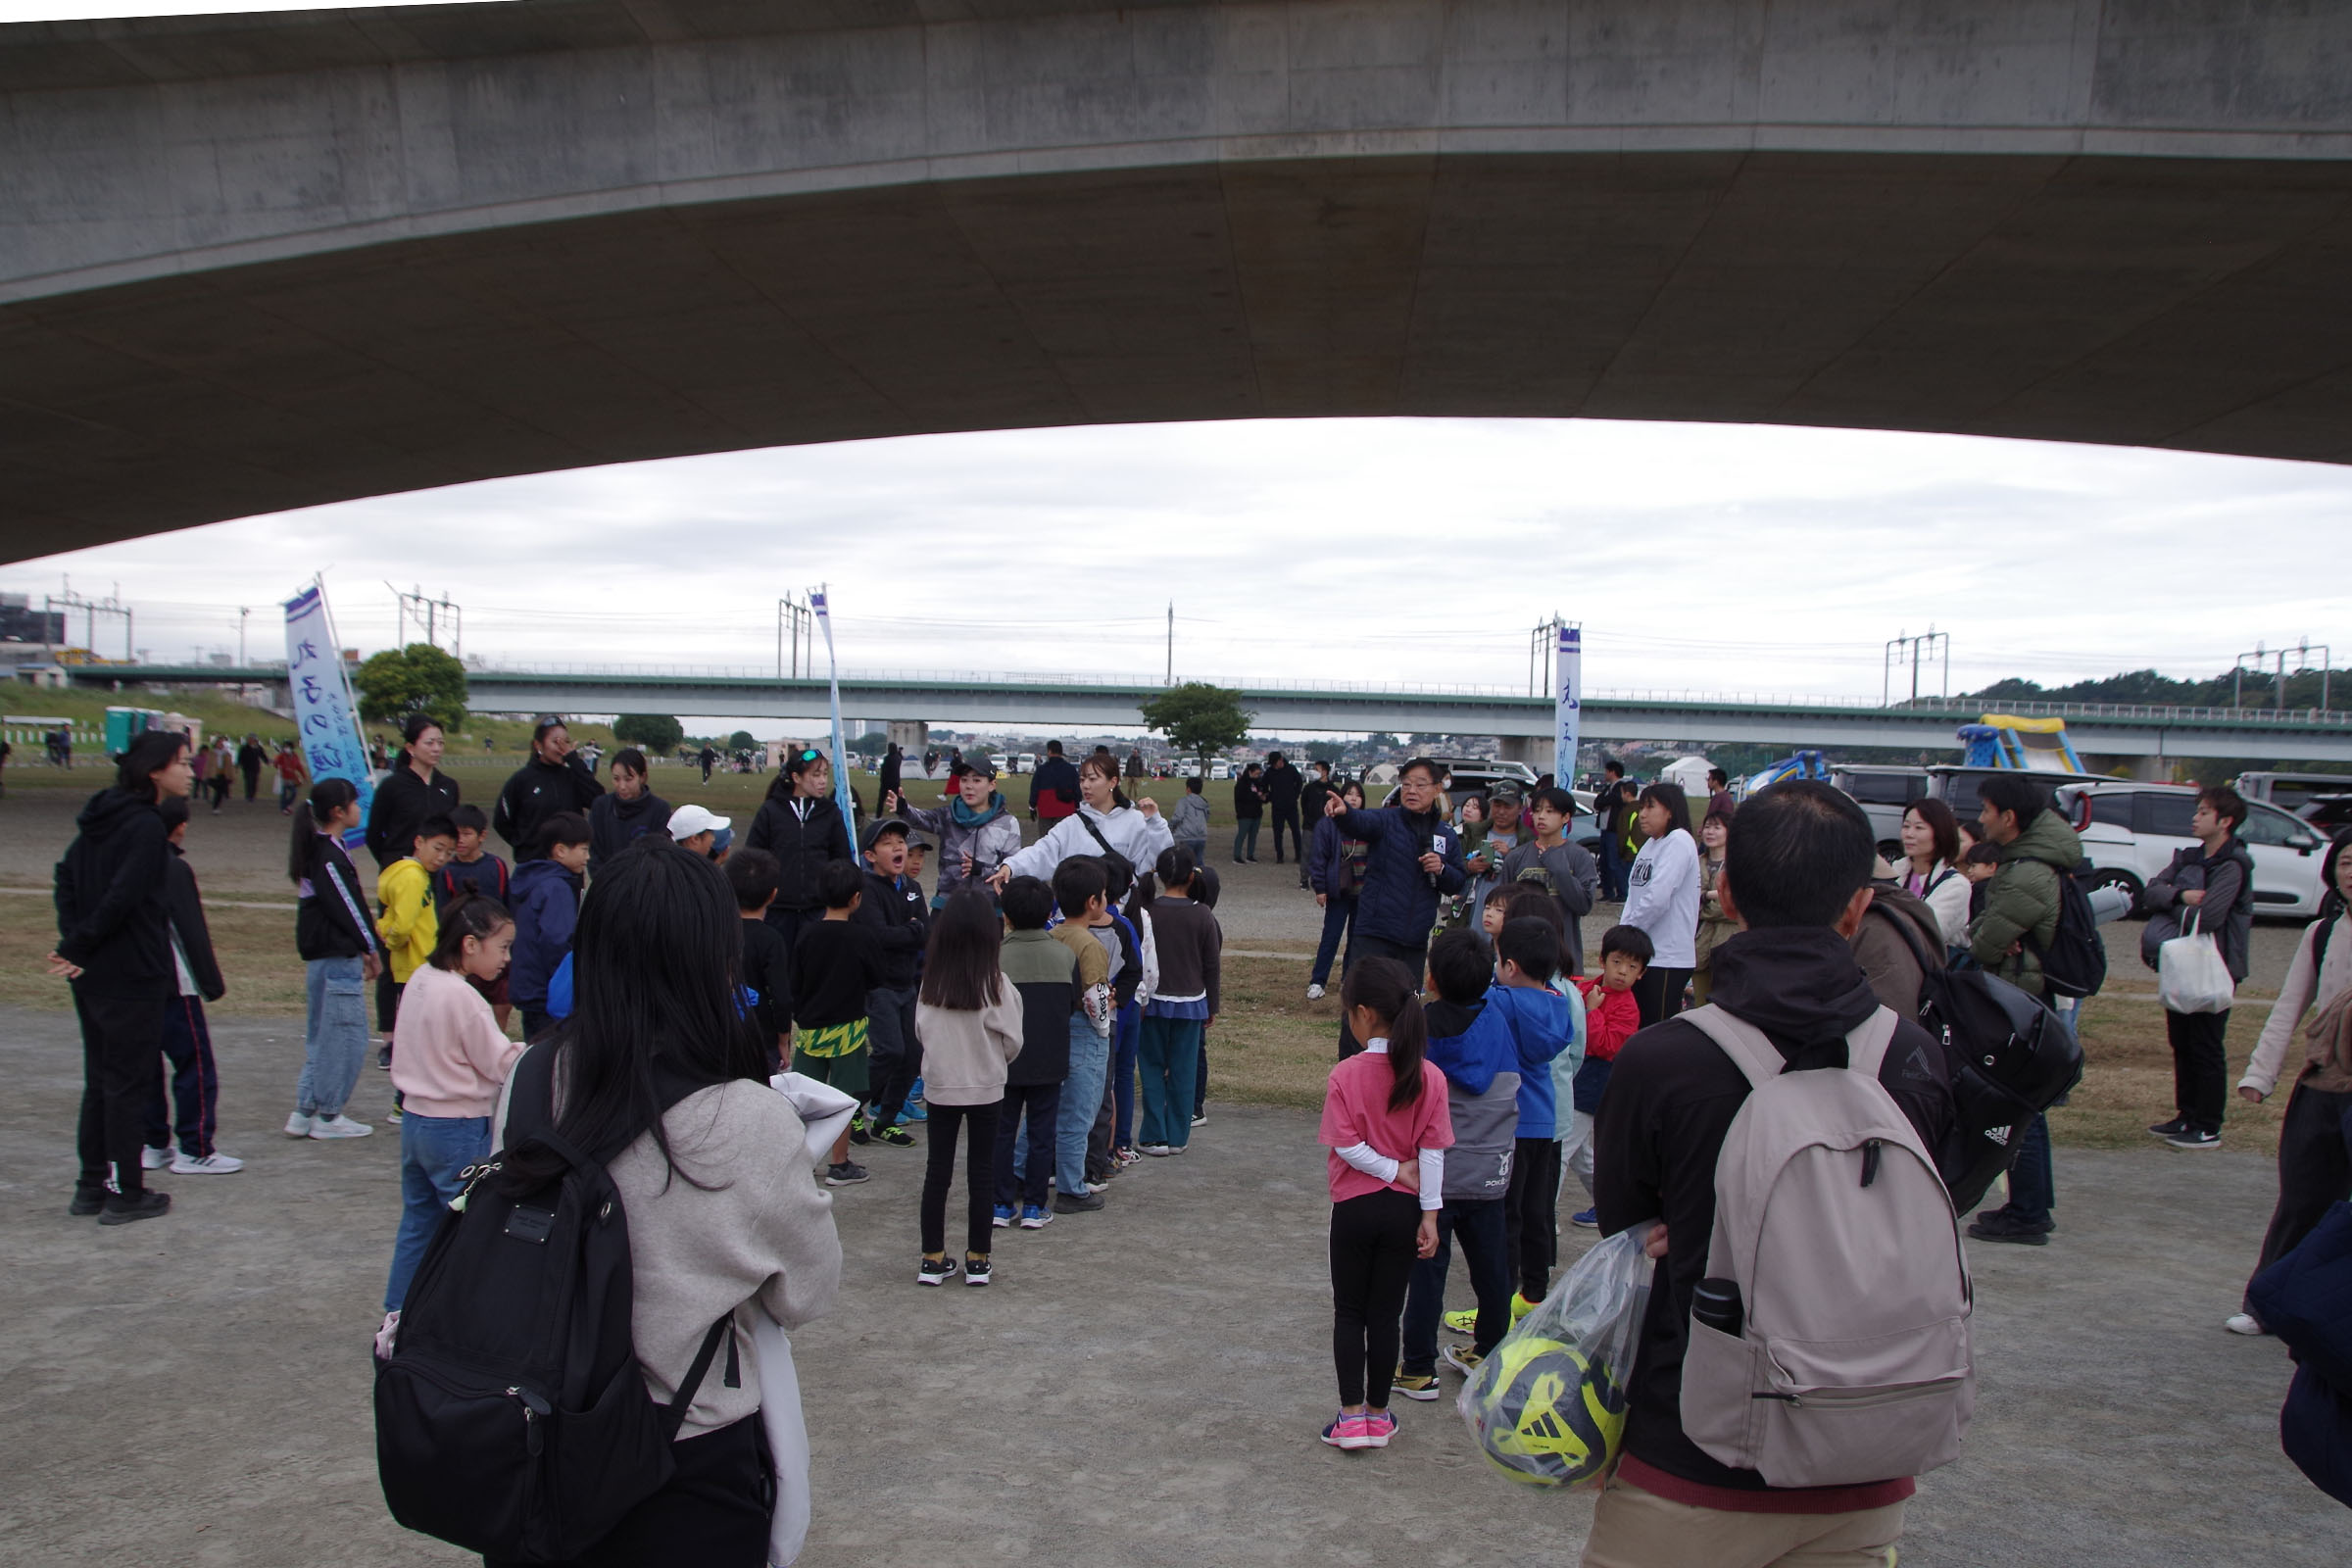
[668,804,731,841]
[859,816,913,852]
[1488,781,1524,806]
[952,758,999,780]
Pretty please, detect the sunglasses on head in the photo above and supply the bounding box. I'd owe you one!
[797,749,822,763]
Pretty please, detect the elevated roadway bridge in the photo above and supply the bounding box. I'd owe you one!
[79,665,2352,766]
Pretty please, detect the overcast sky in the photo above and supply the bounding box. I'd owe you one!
[10,416,2350,703]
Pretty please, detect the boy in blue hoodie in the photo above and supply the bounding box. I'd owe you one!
[507,810,590,1042]
[1395,930,1525,1396]
[1484,916,1577,1318]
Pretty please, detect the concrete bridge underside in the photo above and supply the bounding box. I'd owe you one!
[9,0,2352,556]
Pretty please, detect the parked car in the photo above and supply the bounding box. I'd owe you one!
[1926,765,2067,816]
[2234,771,2352,816]
[1208,758,1233,780]
[2298,794,2352,834]
[2053,780,2330,918]
[1831,764,1931,860]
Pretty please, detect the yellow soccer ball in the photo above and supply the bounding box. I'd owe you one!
[1471,1335,1628,1487]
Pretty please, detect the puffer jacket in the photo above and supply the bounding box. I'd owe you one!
[898,791,1024,906]
[1967,809,2083,995]
[744,792,855,915]
[1335,802,1466,948]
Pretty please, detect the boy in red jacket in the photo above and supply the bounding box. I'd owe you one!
[1565,924,1650,1227]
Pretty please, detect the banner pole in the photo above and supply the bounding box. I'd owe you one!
[1553,622,1582,786]
[811,586,854,826]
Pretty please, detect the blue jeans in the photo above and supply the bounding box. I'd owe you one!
[1400,1198,1512,1372]
[1233,818,1260,860]
[297,956,368,1117]
[1311,895,1355,987]
[1112,1003,1141,1148]
[1056,1018,1109,1195]
[385,1111,490,1311]
[1138,1016,1202,1149]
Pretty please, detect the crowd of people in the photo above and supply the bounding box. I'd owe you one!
[42,719,2352,1563]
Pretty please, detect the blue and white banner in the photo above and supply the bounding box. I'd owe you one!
[809,588,854,826]
[284,581,371,848]
[1553,622,1582,785]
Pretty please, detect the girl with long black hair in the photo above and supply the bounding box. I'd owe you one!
[488,840,840,1566]
[1622,780,1700,1025]
[286,777,383,1141]
[1316,956,1451,1450]
[910,888,1024,1287]
[745,747,855,950]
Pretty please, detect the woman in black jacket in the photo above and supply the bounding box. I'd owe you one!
[1232,763,1266,864]
[287,778,384,1144]
[493,718,604,862]
[48,729,191,1223]
[744,747,854,949]
[366,713,461,871]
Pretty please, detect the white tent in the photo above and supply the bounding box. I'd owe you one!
[1659,755,1714,797]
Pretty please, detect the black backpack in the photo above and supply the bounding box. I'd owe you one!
[1881,910,2084,1213]
[374,1043,732,1562]
[2027,866,2107,1001]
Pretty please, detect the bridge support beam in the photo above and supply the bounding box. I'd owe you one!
[886,719,929,756]
[1495,735,1545,769]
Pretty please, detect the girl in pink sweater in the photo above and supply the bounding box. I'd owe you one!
[383,895,520,1320]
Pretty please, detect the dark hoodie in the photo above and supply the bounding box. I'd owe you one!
[493,755,604,861]
[588,787,673,864]
[507,857,582,1008]
[745,792,855,916]
[1594,927,1959,1501]
[166,842,226,1002]
[365,759,461,869]
[53,787,172,986]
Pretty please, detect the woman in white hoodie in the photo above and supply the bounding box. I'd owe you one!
[1621,781,1700,1026]
[991,753,1173,897]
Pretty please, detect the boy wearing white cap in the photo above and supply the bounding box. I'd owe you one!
[668,803,733,861]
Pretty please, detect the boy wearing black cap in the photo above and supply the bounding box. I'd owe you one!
[855,817,931,1149]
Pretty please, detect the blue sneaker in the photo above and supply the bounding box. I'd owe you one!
[902,1081,928,1122]
[1019,1204,1054,1230]
[992,1204,1014,1229]
[1570,1207,1598,1229]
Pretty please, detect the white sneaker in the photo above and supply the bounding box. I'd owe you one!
[283,1111,315,1139]
[309,1114,374,1140]
[1305,983,1326,1001]
[141,1145,172,1170]
[172,1151,244,1174]
[2225,1312,2268,1336]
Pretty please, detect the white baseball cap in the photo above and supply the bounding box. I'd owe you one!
[668,804,731,841]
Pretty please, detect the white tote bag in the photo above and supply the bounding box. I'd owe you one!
[2157,909,2234,1014]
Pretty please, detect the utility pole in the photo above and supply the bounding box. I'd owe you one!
[1166,601,1174,685]
[46,581,132,662]
[389,584,463,656]
[1883,628,1950,707]
[777,596,812,680]
[238,606,250,666]
[1530,615,1563,698]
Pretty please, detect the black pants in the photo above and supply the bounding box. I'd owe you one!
[74,980,170,1200]
[1270,805,1303,862]
[1502,1136,1563,1301]
[145,993,220,1158]
[1338,933,1431,1058]
[1330,1189,1421,1408]
[242,765,261,801]
[488,1414,772,1568]
[2245,1082,2352,1313]
[1401,1197,1512,1371]
[376,967,403,1036]
[1632,965,1693,1029]
[922,1099,1003,1256]
[864,984,922,1128]
[993,1081,1060,1209]
[2167,1007,2231,1135]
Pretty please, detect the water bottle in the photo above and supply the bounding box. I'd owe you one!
[1692,1277,1743,1338]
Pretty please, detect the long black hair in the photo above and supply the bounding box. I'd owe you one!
[1342,956,1429,1113]
[2320,830,2352,924]
[116,729,188,799]
[1637,781,1692,841]
[503,839,765,1194]
[919,887,1004,1011]
[764,744,830,803]
[288,776,360,885]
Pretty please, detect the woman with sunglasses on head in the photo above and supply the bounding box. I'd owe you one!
[745,747,856,952]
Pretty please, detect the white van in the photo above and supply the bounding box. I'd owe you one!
[2057,780,2329,918]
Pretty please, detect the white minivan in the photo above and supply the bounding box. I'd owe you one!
[2056,781,2331,918]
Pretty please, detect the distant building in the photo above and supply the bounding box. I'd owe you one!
[0,593,67,647]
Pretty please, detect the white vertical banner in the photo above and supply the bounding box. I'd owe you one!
[1553,622,1582,785]
[808,586,854,826]
[284,578,372,848]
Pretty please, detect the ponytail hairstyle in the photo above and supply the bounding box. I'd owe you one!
[288,776,360,885]
[428,891,514,972]
[398,711,442,767]
[1342,956,1428,1112]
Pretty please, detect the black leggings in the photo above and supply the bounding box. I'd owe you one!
[921,1099,1003,1257]
[1330,1189,1421,1409]
[2245,1082,2352,1314]
[1632,965,1693,1029]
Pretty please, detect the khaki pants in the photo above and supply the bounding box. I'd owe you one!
[1580,1478,1904,1568]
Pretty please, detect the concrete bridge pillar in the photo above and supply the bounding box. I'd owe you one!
[887,719,929,756]
[1496,735,1544,768]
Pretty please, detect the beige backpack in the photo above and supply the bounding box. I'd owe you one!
[1678,1004,1975,1488]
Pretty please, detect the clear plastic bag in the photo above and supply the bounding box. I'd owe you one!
[1456,1221,1655,1488]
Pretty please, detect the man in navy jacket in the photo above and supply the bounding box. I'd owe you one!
[1325,756,1466,1055]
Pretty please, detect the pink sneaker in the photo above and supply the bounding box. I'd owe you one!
[1319,1413,1373,1450]
[1360,1409,1396,1448]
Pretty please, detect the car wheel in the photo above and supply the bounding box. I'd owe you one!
[1876,840,1903,865]
[2086,867,2143,917]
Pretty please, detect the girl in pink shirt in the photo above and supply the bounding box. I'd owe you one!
[1318,956,1453,1451]
[382,895,520,1322]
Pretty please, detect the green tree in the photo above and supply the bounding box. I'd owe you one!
[613,713,684,753]
[853,729,890,754]
[1140,682,1252,775]
[727,730,757,752]
[352,643,467,731]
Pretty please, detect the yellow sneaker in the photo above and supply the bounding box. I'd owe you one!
[1510,1292,1541,1323]
[1442,1307,1477,1335]
[1393,1369,1443,1402]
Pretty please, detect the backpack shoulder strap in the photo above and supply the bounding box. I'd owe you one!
[1076,810,1122,859]
[1843,1006,1902,1081]
[1679,1004,1787,1092]
[502,1040,559,1150]
[659,1316,735,1443]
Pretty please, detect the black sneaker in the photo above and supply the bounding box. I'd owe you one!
[1053,1190,1104,1214]
[1966,1216,2049,1247]
[917,1254,959,1287]
[2147,1116,2190,1138]
[69,1188,106,1217]
[2166,1128,2222,1151]
[98,1190,172,1227]
[847,1117,872,1147]
[824,1161,870,1187]
[964,1256,993,1287]
[873,1124,915,1149]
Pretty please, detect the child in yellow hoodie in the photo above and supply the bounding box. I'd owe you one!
[375,814,459,1109]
